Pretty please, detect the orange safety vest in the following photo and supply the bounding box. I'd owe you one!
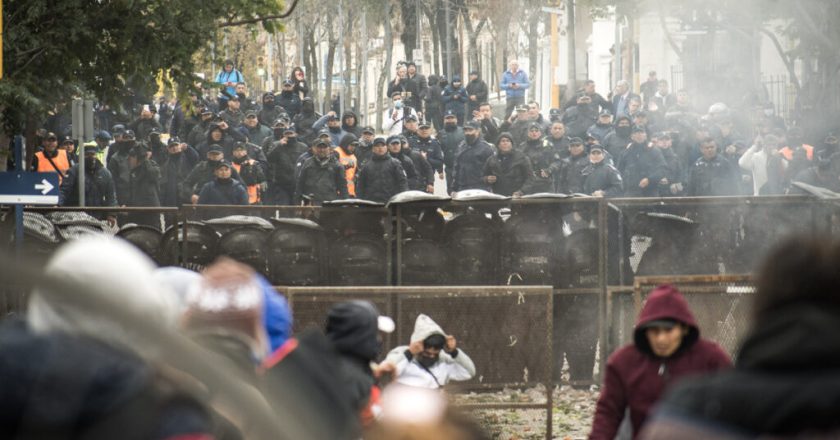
[780,144,813,161]
[35,149,70,184]
[334,147,357,197]
[232,162,260,204]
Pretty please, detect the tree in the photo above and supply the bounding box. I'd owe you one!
[0,0,286,168]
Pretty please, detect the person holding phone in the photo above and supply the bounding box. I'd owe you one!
[500,60,530,119]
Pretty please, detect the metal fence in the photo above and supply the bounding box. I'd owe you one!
[282,285,555,439]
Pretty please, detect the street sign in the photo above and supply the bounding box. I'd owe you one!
[0,172,60,204]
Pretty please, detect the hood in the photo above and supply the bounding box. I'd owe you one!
[633,285,699,355]
[410,314,446,343]
[206,122,223,143]
[28,237,178,356]
[262,92,275,102]
[338,133,358,150]
[326,301,381,361]
[341,111,357,128]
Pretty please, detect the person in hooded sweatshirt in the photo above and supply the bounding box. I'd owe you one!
[195,120,247,158]
[384,314,476,389]
[588,285,732,440]
[340,110,362,138]
[325,301,396,428]
[335,134,359,197]
[293,97,321,145]
[640,237,840,439]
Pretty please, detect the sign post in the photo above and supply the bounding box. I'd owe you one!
[3,136,61,254]
[72,99,95,206]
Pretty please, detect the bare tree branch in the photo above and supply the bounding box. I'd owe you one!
[219,0,300,28]
[759,27,802,95]
[657,0,682,59]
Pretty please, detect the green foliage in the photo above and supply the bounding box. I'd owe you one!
[1,0,285,134]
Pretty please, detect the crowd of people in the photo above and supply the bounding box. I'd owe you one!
[25,60,838,221]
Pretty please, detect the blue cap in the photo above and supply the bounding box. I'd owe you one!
[95,130,112,141]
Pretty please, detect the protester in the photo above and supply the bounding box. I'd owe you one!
[483,132,533,196]
[641,237,840,439]
[589,285,732,439]
[355,136,408,202]
[451,120,494,194]
[581,144,623,197]
[442,75,469,125]
[294,139,348,205]
[385,314,476,389]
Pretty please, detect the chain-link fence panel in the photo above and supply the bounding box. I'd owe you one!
[608,275,754,360]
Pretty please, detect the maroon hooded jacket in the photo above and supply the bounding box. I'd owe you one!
[589,285,732,439]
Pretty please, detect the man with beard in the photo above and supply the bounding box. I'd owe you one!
[483,132,533,197]
[442,75,469,125]
[402,135,434,193]
[294,139,348,205]
[519,123,562,194]
[603,116,632,159]
[451,121,494,194]
[59,143,118,221]
[474,102,502,144]
[241,110,272,147]
[356,137,408,203]
[107,130,137,205]
[465,70,488,116]
[384,314,476,389]
[276,80,302,119]
[231,142,267,204]
[183,145,244,205]
[581,145,623,198]
[548,121,571,158]
[335,134,359,197]
[414,120,445,180]
[617,126,666,197]
[387,64,420,111]
[234,82,256,113]
[587,110,615,145]
[387,135,419,191]
[313,112,349,147]
[292,97,321,145]
[438,111,465,191]
[266,124,308,205]
[198,160,249,205]
[219,95,245,129]
[563,95,599,139]
[258,93,281,127]
[556,137,590,194]
[159,137,199,206]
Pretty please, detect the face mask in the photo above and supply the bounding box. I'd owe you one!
[264,100,275,109]
[208,157,221,165]
[444,123,457,131]
[84,157,96,170]
[417,355,437,368]
[394,101,404,110]
[465,134,478,144]
[274,128,284,138]
[616,126,631,137]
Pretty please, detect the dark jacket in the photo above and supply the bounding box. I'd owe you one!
[685,154,739,197]
[0,319,214,440]
[465,78,489,114]
[181,160,243,198]
[197,178,249,205]
[590,285,732,440]
[520,137,561,194]
[243,123,273,148]
[106,141,134,205]
[452,138,494,192]
[195,123,247,158]
[390,151,420,191]
[127,159,161,207]
[292,99,321,145]
[563,104,599,139]
[160,149,200,206]
[442,85,469,117]
[482,149,533,196]
[340,111,362,138]
[355,153,408,202]
[267,139,308,193]
[387,77,420,110]
[129,118,163,142]
[604,130,631,159]
[59,159,118,207]
[405,148,434,189]
[294,155,348,205]
[642,304,840,439]
[618,142,667,197]
[414,136,445,173]
[438,126,465,169]
[557,153,590,194]
[275,92,300,120]
[582,160,623,197]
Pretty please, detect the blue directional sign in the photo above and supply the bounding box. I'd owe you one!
[0,172,60,204]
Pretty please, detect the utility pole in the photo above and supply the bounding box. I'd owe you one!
[338,0,345,113]
[566,0,577,103]
[416,0,422,70]
[362,11,369,125]
[445,0,452,79]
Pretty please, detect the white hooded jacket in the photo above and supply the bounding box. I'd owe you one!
[384,314,476,389]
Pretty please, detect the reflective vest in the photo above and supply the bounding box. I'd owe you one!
[780,144,813,161]
[334,147,357,197]
[35,149,70,184]
[232,162,260,204]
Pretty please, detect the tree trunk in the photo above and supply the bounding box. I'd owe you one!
[307,30,319,108]
[325,25,337,114]
[400,0,417,62]
[424,3,441,75]
[527,11,539,101]
[377,3,395,132]
[461,9,487,73]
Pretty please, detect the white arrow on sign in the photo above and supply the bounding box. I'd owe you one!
[34,179,54,195]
